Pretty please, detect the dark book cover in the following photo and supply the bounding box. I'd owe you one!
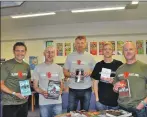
[47,80,60,100]
[118,79,131,98]
[19,80,31,96]
[75,69,84,83]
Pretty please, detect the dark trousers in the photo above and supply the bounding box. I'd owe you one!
[3,102,28,117]
[120,105,147,117]
[67,87,92,112]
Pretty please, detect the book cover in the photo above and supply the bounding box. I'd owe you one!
[106,109,132,117]
[100,68,112,83]
[118,79,131,98]
[19,80,31,96]
[75,69,84,83]
[47,80,60,99]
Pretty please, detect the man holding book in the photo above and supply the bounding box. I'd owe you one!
[63,36,96,112]
[1,42,31,117]
[32,46,64,117]
[91,42,123,111]
[113,41,147,117]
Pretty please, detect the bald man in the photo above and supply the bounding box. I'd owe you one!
[113,42,147,117]
[32,46,64,117]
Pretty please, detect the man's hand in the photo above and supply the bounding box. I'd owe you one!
[42,91,48,98]
[70,72,76,78]
[96,97,99,102]
[15,93,26,99]
[136,102,145,110]
[84,71,91,77]
[101,77,114,84]
[113,82,121,93]
[60,89,62,95]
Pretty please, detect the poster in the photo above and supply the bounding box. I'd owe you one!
[136,40,144,54]
[117,41,124,55]
[90,42,97,55]
[99,41,105,55]
[109,41,115,55]
[56,43,63,56]
[29,56,38,70]
[46,41,53,47]
[64,43,71,56]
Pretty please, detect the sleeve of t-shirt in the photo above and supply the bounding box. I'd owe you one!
[1,63,9,81]
[90,57,96,70]
[32,67,39,81]
[59,66,64,81]
[113,69,120,85]
[63,56,70,70]
[90,63,100,80]
[142,63,147,80]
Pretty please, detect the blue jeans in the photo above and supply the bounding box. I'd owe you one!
[67,87,92,112]
[40,104,62,117]
[120,106,147,117]
[96,101,119,111]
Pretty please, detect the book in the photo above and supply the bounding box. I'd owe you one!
[100,68,112,83]
[47,80,60,100]
[106,109,132,117]
[19,80,31,96]
[118,79,131,98]
[75,69,84,83]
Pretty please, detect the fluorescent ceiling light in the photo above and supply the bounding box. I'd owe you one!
[71,6,125,13]
[11,12,56,18]
[131,1,139,5]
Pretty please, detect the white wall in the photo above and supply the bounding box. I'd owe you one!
[1,35,147,65]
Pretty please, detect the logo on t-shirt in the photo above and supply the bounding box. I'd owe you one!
[47,72,51,78]
[123,72,129,79]
[11,71,27,78]
[18,71,23,78]
[77,60,81,65]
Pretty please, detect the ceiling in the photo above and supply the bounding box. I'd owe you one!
[1,1,147,32]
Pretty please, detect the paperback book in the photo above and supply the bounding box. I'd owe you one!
[19,80,31,96]
[75,69,84,83]
[47,80,60,99]
[118,79,131,98]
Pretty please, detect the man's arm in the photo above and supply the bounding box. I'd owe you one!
[33,79,48,98]
[93,79,99,101]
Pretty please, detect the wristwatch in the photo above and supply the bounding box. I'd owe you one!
[141,100,147,107]
[12,92,16,95]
